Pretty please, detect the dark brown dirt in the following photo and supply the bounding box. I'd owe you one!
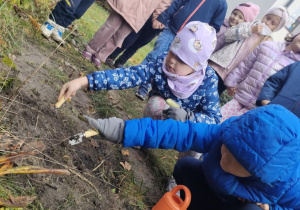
[0,40,163,209]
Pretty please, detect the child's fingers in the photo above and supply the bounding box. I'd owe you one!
[58,85,67,100]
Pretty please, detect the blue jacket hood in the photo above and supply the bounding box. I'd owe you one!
[221,105,300,186]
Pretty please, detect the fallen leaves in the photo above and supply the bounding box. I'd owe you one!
[120,161,131,171]
[0,196,37,208]
[121,149,130,156]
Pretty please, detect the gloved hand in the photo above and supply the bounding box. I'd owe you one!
[163,106,194,122]
[83,115,125,144]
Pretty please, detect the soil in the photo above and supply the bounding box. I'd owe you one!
[0,39,164,209]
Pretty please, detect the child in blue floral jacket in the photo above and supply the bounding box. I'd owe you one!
[58,21,221,124]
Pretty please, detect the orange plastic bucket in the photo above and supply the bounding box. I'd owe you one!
[152,185,191,210]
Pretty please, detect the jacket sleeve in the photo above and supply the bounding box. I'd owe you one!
[256,65,290,106]
[123,118,222,153]
[270,182,300,210]
[194,69,221,124]
[156,0,188,25]
[225,22,253,42]
[86,63,155,91]
[152,0,173,21]
[209,0,227,32]
[224,45,260,87]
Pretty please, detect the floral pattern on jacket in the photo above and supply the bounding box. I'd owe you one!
[87,53,221,124]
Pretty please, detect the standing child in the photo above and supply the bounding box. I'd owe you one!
[209,6,288,95]
[105,0,173,68]
[256,61,300,119]
[135,0,228,100]
[212,2,260,54]
[82,0,170,68]
[72,104,300,210]
[41,0,95,43]
[221,33,300,121]
[59,21,221,125]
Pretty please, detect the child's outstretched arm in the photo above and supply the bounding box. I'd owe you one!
[156,0,188,26]
[224,45,260,88]
[83,116,222,154]
[256,64,291,106]
[58,63,155,100]
[225,22,254,43]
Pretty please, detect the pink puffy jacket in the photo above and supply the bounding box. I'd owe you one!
[225,41,300,109]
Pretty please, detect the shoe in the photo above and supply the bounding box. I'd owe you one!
[166,176,180,196]
[105,58,115,68]
[92,56,102,68]
[51,24,65,44]
[114,63,124,68]
[40,19,56,38]
[135,85,148,101]
[82,49,93,61]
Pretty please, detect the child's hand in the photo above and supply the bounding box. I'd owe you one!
[252,24,264,34]
[83,115,125,144]
[261,100,270,105]
[152,19,165,29]
[227,87,237,96]
[58,77,89,100]
[254,203,270,210]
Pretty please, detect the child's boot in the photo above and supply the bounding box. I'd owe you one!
[51,24,65,44]
[40,19,57,38]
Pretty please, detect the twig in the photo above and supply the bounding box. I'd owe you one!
[69,169,102,199]
[92,160,105,171]
[34,115,39,130]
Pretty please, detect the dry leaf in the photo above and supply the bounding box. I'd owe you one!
[90,139,99,148]
[79,72,85,77]
[174,155,178,160]
[0,196,36,208]
[0,38,6,45]
[109,95,113,99]
[28,15,41,30]
[121,149,130,156]
[0,165,70,176]
[161,156,167,159]
[120,161,131,171]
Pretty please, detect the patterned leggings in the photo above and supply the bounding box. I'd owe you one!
[220,99,249,122]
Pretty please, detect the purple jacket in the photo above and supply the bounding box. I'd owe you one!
[225,41,300,109]
[213,18,231,53]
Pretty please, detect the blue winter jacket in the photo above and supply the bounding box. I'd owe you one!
[256,62,300,119]
[86,53,221,124]
[157,0,227,33]
[123,105,300,210]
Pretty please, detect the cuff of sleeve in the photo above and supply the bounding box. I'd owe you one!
[157,15,167,25]
[86,74,93,91]
[224,79,236,88]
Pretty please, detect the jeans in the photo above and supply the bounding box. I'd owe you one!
[141,24,176,64]
[109,15,162,66]
[50,0,95,28]
[173,157,263,210]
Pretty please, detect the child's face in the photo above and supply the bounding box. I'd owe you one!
[220,144,251,177]
[289,34,300,53]
[165,51,195,76]
[229,9,245,27]
[261,14,281,31]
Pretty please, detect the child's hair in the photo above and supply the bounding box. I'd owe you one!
[233,2,260,22]
[264,6,289,32]
[285,32,300,42]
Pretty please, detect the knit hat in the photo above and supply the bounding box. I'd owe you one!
[265,6,289,32]
[234,2,260,22]
[170,21,217,72]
